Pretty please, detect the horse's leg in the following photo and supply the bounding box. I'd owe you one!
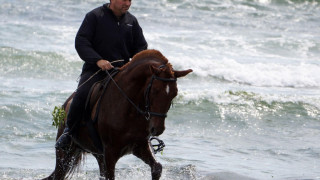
[133,141,162,180]
[103,147,121,180]
[42,145,82,180]
[42,150,72,180]
[93,154,106,180]
[53,149,74,180]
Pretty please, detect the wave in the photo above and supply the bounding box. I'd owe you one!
[268,0,320,5]
[174,89,320,120]
[0,46,81,80]
[173,56,320,88]
[153,0,320,12]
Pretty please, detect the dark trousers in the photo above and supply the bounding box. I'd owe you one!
[66,70,106,134]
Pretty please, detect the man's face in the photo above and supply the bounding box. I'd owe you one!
[110,0,131,16]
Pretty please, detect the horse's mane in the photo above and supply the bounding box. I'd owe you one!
[120,49,169,71]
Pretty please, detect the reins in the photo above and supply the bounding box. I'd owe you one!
[76,60,124,91]
[105,64,177,121]
[76,60,176,121]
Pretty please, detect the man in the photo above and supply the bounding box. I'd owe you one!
[55,0,148,150]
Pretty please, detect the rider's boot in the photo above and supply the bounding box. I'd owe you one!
[55,126,72,151]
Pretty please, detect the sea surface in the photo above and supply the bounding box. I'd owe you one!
[1,0,320,179]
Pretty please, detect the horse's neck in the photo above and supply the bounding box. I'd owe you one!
[116,58,164,102]
[122,61,153,82]
[117,64,151,100]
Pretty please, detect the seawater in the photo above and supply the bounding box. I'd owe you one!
[1,0,320,179]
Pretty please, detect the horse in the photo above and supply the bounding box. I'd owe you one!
[42,49,192,180]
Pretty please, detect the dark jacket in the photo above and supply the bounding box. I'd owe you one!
[75,3,148,73]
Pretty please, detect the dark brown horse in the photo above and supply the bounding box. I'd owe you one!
[43,49,192,180]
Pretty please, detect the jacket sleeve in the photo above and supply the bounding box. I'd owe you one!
[131,19,148,57]
[75,13,102,64]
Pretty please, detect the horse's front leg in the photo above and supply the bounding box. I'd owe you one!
[133,141,162,180]
[93,154,106,180]
[103,147,120,180]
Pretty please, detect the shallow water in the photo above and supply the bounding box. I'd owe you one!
[1,0,320,179]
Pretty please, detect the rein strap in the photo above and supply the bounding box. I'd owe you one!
[105,66,176,121]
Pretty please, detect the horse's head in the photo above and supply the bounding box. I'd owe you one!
[120,49,192,136]
[146,64,192,136]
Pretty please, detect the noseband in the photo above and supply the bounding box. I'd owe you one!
[106,65,177,121]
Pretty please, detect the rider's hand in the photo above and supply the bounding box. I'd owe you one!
[97,59,114,71]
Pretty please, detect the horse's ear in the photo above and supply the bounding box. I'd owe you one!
[174,69,193,78]
[150,65,162,75]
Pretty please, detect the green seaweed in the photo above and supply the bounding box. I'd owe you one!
[52,106,66,128]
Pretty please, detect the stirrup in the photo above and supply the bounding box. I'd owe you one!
[150,137,165,154]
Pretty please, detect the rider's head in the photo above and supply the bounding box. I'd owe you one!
[109,0,131,17]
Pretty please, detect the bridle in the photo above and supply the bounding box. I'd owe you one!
[105,64,177,121]
[144,73,177,120]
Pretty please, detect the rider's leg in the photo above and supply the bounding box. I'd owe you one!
[54,92,85,149]
[55,70,106,150]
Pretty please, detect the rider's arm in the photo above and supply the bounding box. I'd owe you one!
[75,12,102,64]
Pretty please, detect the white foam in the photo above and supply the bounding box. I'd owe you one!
[173,56,320,88]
